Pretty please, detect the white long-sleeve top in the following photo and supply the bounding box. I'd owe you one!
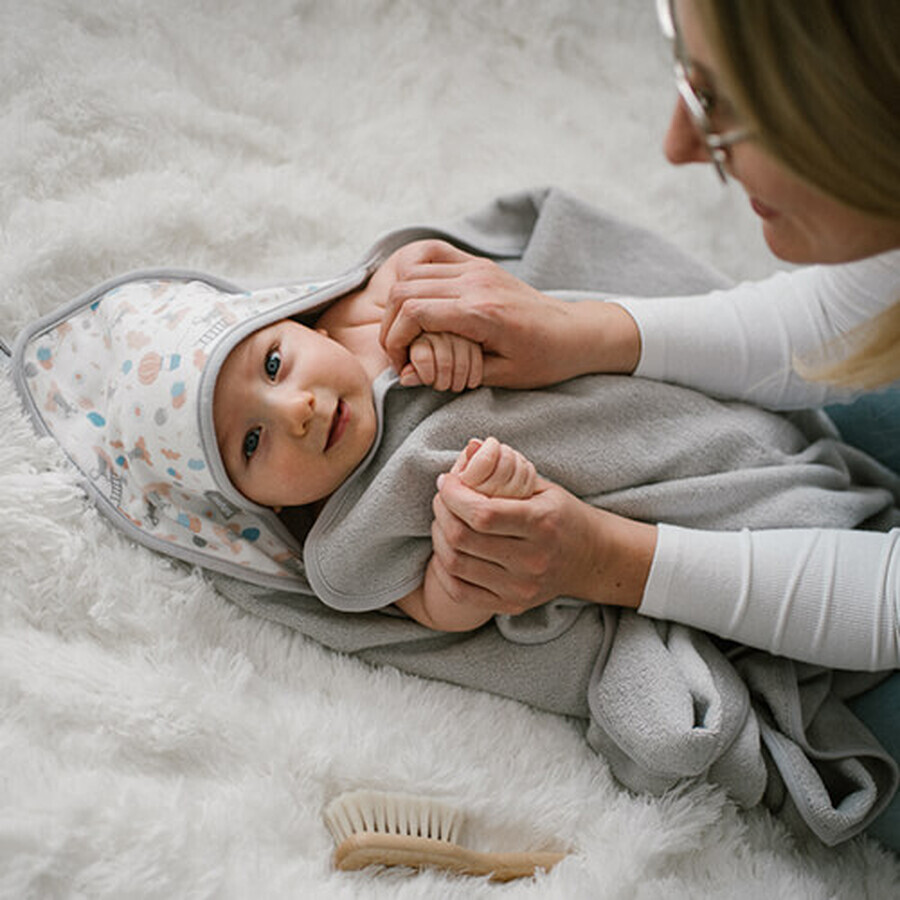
[613,249,900,671]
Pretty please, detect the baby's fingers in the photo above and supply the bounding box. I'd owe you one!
[407,335,439,387]
[398,362,423,386]
[459,438,537,498]
[505,450,537,497]
[462,337,484,390]
[478,444,533,498]
[458,436,500,488]
[404,333,484,392]
[451,438,483,476]
[445,333,483,391]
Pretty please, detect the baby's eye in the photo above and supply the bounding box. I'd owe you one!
[265,348,282,380]
[243,427,261,460]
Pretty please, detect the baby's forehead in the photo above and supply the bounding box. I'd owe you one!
[231,316,311,352]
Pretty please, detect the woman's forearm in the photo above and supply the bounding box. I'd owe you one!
[613,251,900,408]
[555,299,642,381]
[566,505,657,609]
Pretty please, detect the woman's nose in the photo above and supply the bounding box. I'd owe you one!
[663,97,710,166]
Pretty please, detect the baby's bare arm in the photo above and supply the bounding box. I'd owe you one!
[395,564,495,632]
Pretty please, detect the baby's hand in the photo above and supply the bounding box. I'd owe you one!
[450,437,537,498]
[400,332,484,392]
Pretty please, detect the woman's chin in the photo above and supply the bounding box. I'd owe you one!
[761,222,811,264]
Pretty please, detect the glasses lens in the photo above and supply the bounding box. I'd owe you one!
[657,0,732,184]
[656,0,675,39]
[675,64,709,129]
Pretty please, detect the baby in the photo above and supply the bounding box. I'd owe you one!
[16,231,556,630]
[211,244,538,632]
[21,232,895,644]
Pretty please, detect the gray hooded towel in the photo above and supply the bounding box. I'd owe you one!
[14,187,900,845]
[222,190,900,846]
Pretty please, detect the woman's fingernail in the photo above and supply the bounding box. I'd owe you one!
[436,473,445,489]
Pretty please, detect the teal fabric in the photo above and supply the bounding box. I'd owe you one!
[826,388,900,475]
[850,674,900,852]
[831,389,900,851]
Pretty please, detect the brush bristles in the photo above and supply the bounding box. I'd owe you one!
[324,790,464,845]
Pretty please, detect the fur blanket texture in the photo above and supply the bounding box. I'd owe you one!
[2,1,898,897]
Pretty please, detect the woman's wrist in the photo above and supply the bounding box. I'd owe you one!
[561,300,642,379]
[572,505,657,609]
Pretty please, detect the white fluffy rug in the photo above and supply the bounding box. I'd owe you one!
[2,2,898,897]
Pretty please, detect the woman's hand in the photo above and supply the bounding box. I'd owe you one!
[379,240,642,389]
[427,470,658,616]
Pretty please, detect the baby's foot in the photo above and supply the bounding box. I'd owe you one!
[450,437,537,498]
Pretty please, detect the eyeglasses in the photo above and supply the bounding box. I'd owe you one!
[656,0,752,183]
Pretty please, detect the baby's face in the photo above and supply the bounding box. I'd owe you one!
[213,319,377,508]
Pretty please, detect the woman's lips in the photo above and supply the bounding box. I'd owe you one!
[750,197,777,220]
[325,399,349,451]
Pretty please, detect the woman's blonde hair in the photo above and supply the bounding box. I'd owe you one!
[694,0,900,388]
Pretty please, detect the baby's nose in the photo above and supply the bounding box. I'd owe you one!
[281,390,315,436]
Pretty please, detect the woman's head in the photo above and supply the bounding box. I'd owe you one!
[662,0,900,263]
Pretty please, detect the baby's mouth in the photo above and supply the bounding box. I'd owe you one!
[325,399,349,451]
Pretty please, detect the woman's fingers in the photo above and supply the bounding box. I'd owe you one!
[429,522,506,600]
[379,240,481,360]
[436,471,542,539]
[393,262,469,284]
[393,239,476,269]
[430,500,544,615]
[382,296,485,372]
[380,242,505,371]
[431,483,522,562]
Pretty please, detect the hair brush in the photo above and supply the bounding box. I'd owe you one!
[324,789,566,882]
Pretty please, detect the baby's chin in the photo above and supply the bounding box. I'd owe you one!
[354,397,379,452]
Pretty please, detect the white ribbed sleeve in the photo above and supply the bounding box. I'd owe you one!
[640,525,900,671]
[613,249,900,410]
[612,248,900,669]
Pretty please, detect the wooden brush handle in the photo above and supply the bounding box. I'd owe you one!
[334,832,566,882]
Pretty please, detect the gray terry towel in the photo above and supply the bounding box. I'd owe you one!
[214,188,900,845]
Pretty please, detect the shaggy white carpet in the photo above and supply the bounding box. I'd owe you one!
[2,1,898,897]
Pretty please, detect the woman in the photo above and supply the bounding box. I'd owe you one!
[379,0,900,847]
